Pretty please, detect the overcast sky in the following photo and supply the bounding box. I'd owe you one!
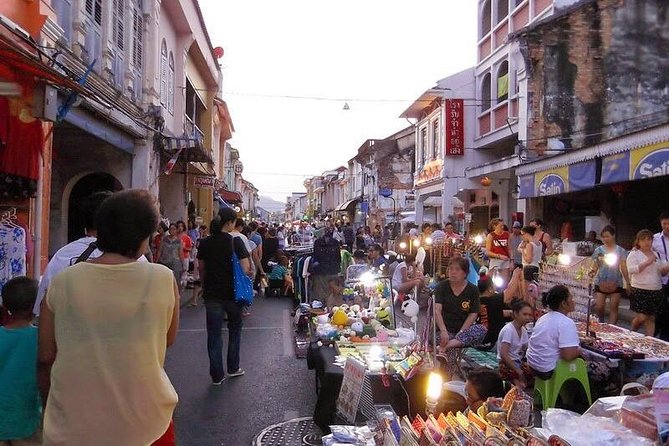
[199,1,477,202]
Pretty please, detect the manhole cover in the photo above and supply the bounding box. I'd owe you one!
[253,417,322,446]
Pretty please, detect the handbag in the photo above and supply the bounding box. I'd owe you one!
[232,241,254,305]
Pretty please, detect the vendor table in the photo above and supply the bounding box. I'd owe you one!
[577,322,669,386]
[306,341,430,432]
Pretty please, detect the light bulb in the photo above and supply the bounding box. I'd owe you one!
[360,271,377,287]
[558,253,571,266]
[399,241,407,250]
[492,275,504,288]
[426,371,443,401]
[603,253,618,267]
[412,239,421,248]
[473,235,484,244]
[425,236,433,246]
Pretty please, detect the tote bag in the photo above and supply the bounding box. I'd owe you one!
[232,243,254,305]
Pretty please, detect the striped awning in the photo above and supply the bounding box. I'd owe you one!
[163,136,212,163]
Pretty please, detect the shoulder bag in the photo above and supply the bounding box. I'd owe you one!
[231,238,254,305]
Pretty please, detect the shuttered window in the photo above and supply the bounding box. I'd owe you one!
[85,0,102,26]
[112,0,124,51]
[160,40,167,107]
[168,53,175,113]
[132,6,143,68]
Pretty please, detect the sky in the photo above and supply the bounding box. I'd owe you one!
[199,1,477,202]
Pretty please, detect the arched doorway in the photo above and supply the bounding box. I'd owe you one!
[67,172,123,242]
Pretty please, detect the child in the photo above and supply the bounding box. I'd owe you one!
[268,256,293,296]
[0,276,42,445]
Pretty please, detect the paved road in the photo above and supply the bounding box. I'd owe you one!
[164,293,316,446]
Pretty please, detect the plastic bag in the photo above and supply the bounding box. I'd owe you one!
[321,425,376,446]
[542,408,655,446]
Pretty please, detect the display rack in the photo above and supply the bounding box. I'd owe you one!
[538,255,596,320]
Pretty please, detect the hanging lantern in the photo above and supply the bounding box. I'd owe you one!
[213,47,225,59]
[480,176,492,187]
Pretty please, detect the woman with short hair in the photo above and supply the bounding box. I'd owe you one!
[38,189,179,445]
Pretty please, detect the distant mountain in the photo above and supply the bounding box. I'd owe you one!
[257,195,286,212]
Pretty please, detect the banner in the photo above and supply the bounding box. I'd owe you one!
[194,176,215,188]
[602,142,669,184]
[163,148,182,175]
[568,159,596,191]
[445,99,464,156]
[535,166,569,197]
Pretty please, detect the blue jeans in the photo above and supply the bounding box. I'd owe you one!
[205,299,243,381]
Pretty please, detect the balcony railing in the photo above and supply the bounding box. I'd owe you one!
[184,114,204,142]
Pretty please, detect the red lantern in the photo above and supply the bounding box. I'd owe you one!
[480,176,492,187]
[213,47,225,59]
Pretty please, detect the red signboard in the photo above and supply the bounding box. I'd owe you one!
[445,99,464,156]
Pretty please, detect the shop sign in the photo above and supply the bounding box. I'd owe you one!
[194,176,215,188]
[445,99,464,156]
[536,168,568,197]
[632,144,669,180]
[336,357,366,424]
[602,142,669,184]
[415,158,443,185]
[233,160,244,174]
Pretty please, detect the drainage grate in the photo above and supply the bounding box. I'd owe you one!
[253,417,322,446]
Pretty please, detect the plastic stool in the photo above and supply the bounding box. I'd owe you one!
[534,358,592,410]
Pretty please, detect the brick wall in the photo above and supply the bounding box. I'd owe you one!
[520,0,669,154]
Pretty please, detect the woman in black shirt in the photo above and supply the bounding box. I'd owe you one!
[435,257,487,352]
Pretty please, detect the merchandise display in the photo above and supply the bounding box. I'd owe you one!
[576,322,669,361]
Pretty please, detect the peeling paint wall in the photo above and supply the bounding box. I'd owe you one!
[521,0,669,154]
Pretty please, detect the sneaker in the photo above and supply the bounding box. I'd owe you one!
[212,377,226,385]
[228,368,245,378]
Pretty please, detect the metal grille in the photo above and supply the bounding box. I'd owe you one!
[254,417,322,446]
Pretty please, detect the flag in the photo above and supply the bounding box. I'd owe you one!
[164,148,182,175]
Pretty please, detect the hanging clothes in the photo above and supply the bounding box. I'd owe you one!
[0,223,27,292]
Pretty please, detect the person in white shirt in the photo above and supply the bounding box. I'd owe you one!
[391,253,424,294]
[497,300,533,388]
[526,285,581,379]
[34,191,112,315]
[627,229,669,336]
[653,212,669,339]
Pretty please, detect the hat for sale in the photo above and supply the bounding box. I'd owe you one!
[512,221,522,228]
[653,372,669,389]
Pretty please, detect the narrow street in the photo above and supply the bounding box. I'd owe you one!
[164,294,316,446]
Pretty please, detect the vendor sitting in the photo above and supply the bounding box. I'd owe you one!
[526,285,581,380]
[391,253,425,295]
[268,256,293,295]
[435,257,488,353]
[497,300,533,389]
[477,277,511,347]
[464,368,505,413]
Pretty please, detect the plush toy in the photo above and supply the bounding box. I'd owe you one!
[376,328,389,342]
[376,307,392,327]
[351,321,364,334]
[351,304,361,313]
[400,299,420,323]
[332,309,348,326]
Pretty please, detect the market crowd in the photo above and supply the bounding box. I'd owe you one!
[1,186,668,444]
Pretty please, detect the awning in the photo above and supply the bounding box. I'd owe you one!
[189,162,216,177]
[423,196,465,208]
[519,159,597,198]
[335,198,360,212]
[218,189,243,203]
[0,22,91,96]
[164,136,213,164]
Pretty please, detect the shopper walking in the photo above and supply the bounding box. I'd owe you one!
[343,222,355,251]
[529,218,553,256]
[590,225,630,325]
[33,191,111,315]
[38,189,179,445]
[197,208,252,385]
[158,223,185,287]
[627,229,669,336]
[509,221,523,270]
[653,212,669,340]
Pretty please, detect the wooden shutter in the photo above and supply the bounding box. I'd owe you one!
[160,42,167,106]
[132,8,143,68]
[113,0,124,51]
